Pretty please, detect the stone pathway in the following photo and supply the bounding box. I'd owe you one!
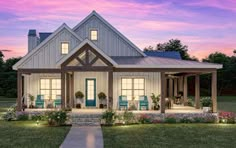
[60,126,104,148]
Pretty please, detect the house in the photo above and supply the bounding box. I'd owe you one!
[13,11,222,113]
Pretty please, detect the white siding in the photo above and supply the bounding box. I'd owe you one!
[113,72,161,109]
[74,16,142,57]
[74,72,108,108]
[23,74,61,107]
[19,28,81,69]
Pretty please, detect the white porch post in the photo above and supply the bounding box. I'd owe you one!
[195,75,200,109]
[161,72,166,113]
[183,76,188,105]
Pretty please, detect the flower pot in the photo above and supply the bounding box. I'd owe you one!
[203,107,211,113]
[76,104,81,109]
[154,105,159,110]
[99,104,104,109]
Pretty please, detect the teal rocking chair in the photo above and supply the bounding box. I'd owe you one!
[119,96,128,110]
[139,96,149,110]
[54,95,61,108]
[35,95,44,108]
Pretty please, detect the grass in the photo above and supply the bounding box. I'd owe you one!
[0,121,70,148]
[103,124,236,148]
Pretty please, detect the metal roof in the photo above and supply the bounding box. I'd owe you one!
[144,51,181,59]
[39,32,52,42]
[111,56,222,69]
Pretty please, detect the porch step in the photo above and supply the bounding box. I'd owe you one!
[72,113,102,126]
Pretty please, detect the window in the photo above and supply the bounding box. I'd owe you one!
[90,30,98,40]
[40,79,61,100]
[121,78,145,100]
[61,42,69,54]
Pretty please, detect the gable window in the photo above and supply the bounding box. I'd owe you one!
[121,78,145,100]
[61,42,69,54]
[40,78,61,100]
[90,30,98,41]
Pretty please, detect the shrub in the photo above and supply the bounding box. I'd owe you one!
[187,99,194,107]
[98,92,106,100]
[45,110,67,126]
[201,97,212,107]
[2,104,17,121]
[16,112,29,121]
[102,110,116,125]
[31,112,47,121]
[219,111,235,124]
[139,114,152,124]
[5,88,17,98]
[123,111,136,124]
[193,117,205,123]
[203,114,217,123]
[179,116,192,123]
[164,115,177,123]
[75,91,84,98]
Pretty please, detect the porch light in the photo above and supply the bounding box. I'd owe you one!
[222,119,226,123]
[36,120,39,126]
[123,121,125,125]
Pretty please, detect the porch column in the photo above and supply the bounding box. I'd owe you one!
[174,78,178,97]
[108,71,113,109]
[212,71,217,113]
[61,71,66,109]
[195,75,200,109]
[178,76,183,93]
[16,71,22,111]
[183,76,188,105]
[66,73,70,108]
[161,72,166,113]
[168,78,173,98]
[71,73,74,108]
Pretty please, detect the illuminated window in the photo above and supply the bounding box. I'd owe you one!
[40,79,61,100]
[90,30,98,40]
[61,42,69,54]
[121,78,145,100]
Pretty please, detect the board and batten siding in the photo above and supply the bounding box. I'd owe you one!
[74,16,142,57]
[23,74,61,107]
[113,72,161,109]
[19,28,81,69]
[74,72,108,108]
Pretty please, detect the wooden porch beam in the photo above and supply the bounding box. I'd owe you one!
[16,71,22,111]
[183,76,188,106]
[63,66,113,71]
[195,75,200,109]
[212,71,217,113]
[161,72,166,113]
[114,68,216,73]
[108,71,113,109]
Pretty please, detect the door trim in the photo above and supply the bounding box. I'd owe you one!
[85,78,96,107]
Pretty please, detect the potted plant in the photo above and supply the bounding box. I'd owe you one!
[98,92,106,109]
[28,94,34,108]
[151,93,160,110]
[75,91,84,109]
[201,97,212,113]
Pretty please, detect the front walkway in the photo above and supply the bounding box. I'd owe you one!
[60,126,103,148]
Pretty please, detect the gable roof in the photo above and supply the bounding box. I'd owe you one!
[56,39,118,67]
[112,56,222,69]
[73,11,146,57]
[144,51,182,59]
[13,23,83,70]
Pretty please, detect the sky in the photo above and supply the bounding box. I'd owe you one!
[0,0,235,60]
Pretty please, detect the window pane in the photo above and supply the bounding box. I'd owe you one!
[61,42,69,54]
[90,30,98,40]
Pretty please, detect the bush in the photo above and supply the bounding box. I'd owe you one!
[98,92,106,100]
[16,112,29,121]
[2,104,17,121]
[164,115,177,123]
[187,99,194,107]
[193,117,205,123]
[201,97,212,107]
[31,112,47,121]
[45,110,67,126]
[179,116,192,123]
[102,110,116,125]
[139,114,152,124]
[123,111,136,124]
[219,111,235,124]
[75,91,84,98]
[5,88,17,98]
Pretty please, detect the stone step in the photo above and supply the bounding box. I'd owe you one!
[71,113,102,126]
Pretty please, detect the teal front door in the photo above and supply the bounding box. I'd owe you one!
[85,78,96,107]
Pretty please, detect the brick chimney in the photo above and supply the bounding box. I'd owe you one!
[28,29,39,52]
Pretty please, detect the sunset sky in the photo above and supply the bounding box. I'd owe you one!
[0,0,235,60]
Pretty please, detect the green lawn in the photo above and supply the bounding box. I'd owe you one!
[103,124,236,148]
[0,121,70,148]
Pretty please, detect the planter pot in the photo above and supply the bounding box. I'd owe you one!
[76,104,81,109]
[99,104,104,109]
[153,105,159,110]
[76,98,83,104]
[203,107,211,113]
[29,105,34,108]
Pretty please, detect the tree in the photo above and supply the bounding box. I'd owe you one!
[144,39,198,61]
[4,57,21,72]
[0,51,4,72]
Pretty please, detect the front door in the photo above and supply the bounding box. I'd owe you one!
[85,78,96,107]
